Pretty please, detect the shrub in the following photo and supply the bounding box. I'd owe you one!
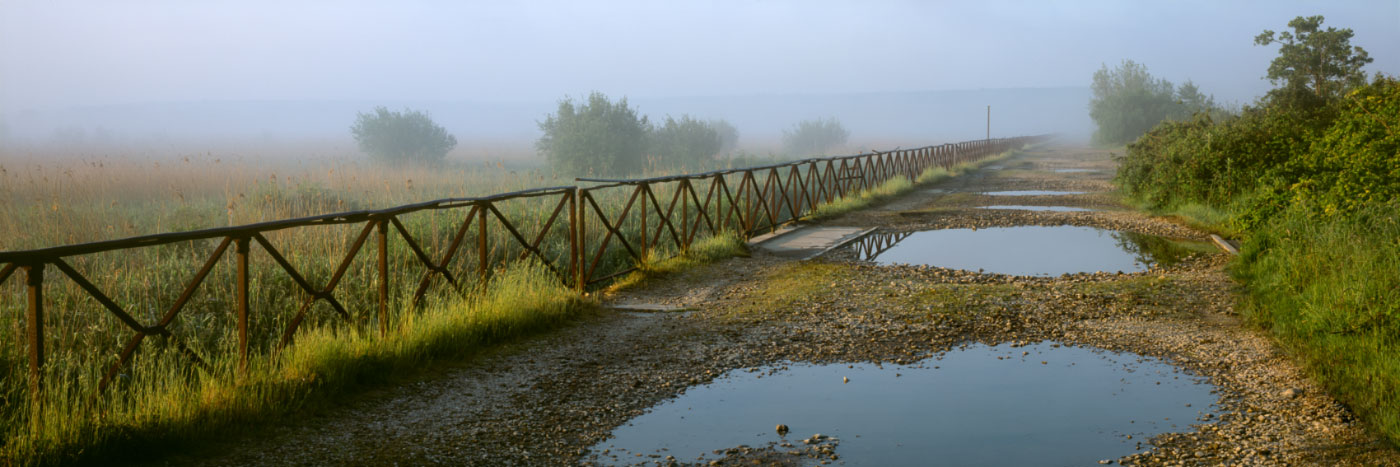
[648,115,722,171]
[782,118,848,156]
[1289,77,1400,217]
[536,92,649,176]
[350,107,457,165]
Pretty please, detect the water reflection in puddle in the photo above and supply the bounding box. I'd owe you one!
[981,190,1088,196]
[849,226,1214,275]
[589,343,1217,466]
[978,205,1095,212]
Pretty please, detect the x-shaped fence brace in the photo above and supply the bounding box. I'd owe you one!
[1,135,1051,399]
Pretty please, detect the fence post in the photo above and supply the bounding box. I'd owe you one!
[25,262,44,398]
[235,236,250,374]
[569,190,581,292]
[376,219,389,336]
[680,179,689,250]
[743,170,753,233]
[478,204,489,285]
[640,184,648,256]
[575,193,587,290]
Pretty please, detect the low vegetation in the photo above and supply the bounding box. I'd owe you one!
[1113,15,1398,444]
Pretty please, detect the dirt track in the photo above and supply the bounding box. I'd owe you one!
[151,145,1399,466]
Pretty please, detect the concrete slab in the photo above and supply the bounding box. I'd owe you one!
[746,225,802,246]
[754,226,874,259]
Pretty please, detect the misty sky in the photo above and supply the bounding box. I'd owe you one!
[4,0,1398,112]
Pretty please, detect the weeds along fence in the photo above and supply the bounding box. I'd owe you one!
[0,135,1049,401]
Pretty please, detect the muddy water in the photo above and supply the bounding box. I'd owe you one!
[977,205,1095,212]
[589,342,1217,466]
[862,226,1211,275]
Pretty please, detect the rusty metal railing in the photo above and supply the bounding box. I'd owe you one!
[0,134,1050,398]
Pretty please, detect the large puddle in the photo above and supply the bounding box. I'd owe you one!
[852,226,1214,275]
[589,343,1217,466]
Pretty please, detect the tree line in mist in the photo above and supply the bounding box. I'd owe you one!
[351,92,850,176]
[1088,15,1374,146]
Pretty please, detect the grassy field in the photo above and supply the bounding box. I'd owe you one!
[0,143,1007,464]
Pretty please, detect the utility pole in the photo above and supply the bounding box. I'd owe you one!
[986,105,990,140]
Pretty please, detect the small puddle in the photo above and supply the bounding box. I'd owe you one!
[849,226,1213,275]
[978,205,1095,212]
[589,342,1217,466]
[981,190,1088,196]
[1053,168,1098,173]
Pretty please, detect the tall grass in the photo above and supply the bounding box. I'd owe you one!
[3,262,585,464]
[1234,204,1400,444]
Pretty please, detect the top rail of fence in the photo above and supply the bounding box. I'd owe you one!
[0,185,578,263]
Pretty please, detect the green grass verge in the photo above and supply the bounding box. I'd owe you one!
[1124,197,1399,446]
[4,263,588,465]
[1122,195,1399,447]
[608,231,751,292]
[1234,205,1400,445]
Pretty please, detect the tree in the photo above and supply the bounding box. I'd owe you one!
[711,119,739,154]
[1255,15,1373,102]
[1172,81,1217,118]
[1089,61,1223,145]
[782,118,848,156]
[1089,60,1179,145]
[350,107,457,165]
[536,92,649,176]
[649,115,722,170]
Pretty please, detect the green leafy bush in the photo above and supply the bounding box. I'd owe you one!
[1289,77,1400,216]
[536,92,650,176]
[648,115,723,170]
[351,107,457,165]
[1116,96,1335,219]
